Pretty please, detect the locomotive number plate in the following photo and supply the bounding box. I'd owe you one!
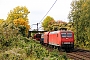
[64,42,70,44]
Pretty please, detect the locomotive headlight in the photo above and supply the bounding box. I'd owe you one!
[62,42,64,44]
[70,42,73,44]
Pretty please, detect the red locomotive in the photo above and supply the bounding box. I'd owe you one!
[40,28,74,51]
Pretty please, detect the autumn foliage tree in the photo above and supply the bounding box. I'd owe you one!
[13,18,30,36]
[49,20,67,31]
[6,6,30,24]
[42,16,55,31]
[0,6,30,37]
[68,0,90,49]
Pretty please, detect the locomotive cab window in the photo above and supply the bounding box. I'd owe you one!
[67,33,72,37]
[61,33,66,37]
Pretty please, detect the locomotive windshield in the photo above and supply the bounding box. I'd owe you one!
[67,33,72,37]
[61,33,72,37]
[61,33,66,37]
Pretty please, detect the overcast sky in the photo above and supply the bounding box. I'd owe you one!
[0,0,73,30]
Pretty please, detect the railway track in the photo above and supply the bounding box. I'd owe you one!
[44,45,90,60]
[67,49,90,60]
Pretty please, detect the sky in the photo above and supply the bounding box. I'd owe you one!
[0,0,73,30]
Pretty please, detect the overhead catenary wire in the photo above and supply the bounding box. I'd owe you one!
[31,0,57,30]
[39,0,57,23]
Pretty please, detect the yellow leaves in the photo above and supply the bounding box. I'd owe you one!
[6,6,30,25]
[83,3,87,7]
[13,18,30,30]
[26,24,30,30]
[13,6,30,14]
[0,19,5,24]
[13,19,18,26]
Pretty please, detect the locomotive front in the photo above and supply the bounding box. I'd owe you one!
[60,31,74,50]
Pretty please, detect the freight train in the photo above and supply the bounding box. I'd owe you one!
[33,33,41,41]
[34,28,74,51]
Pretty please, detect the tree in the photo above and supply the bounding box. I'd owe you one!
[3,6,30,36]
[55,20,67,30]
[6,6,30,24]
[42,16,55,31]
[68,0,90,48]
[13,18,30,36]
[48,20,67,31]
[0,6,30,37]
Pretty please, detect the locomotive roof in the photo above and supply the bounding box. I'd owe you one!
[49,30,73,34]
[60,30,73,32]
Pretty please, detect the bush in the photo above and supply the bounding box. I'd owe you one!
[0,48,27,60]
